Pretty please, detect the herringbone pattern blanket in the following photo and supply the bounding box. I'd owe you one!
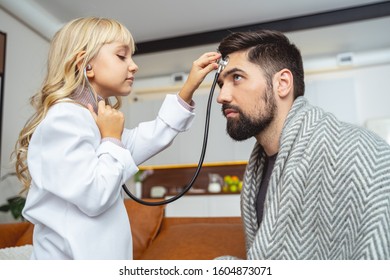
[239,97,390,259]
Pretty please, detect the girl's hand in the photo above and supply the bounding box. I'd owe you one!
[179,52,221,104]
[88,101,124,140]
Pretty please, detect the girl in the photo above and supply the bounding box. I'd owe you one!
[14,17,220,259]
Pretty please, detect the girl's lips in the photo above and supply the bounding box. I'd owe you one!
[126,77,134,85]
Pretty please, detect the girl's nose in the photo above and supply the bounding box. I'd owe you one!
[129,59,139,73]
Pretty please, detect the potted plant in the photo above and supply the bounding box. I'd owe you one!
[0,195,26,221]
[0,172,26,221]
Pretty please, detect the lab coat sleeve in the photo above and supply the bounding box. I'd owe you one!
[122,94,195,165]
[36,103,137,216]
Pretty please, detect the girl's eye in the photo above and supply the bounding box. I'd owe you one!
[117,55,126,60]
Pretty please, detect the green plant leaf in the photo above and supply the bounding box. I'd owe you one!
[10,197,25,219]
[0,204,10,212]
[1,196,26,220]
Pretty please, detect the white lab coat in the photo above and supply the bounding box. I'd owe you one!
[22,94,195,259]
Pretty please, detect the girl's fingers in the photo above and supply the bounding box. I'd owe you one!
[87,104,97,121]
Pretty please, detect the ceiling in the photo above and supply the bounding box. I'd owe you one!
[1,0,390,78]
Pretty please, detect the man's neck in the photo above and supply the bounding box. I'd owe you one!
[256,130,280,156]
[255,108,289,157]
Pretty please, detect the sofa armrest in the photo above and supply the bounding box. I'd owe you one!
[0,222,32,249]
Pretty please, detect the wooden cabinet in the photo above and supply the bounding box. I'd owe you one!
[138,162,246,199]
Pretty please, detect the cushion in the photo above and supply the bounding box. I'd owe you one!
[0,245,33,260]
[123,199,165,259]
[0,222,31,248]
[15,223,34,246]
[139,222,246,260]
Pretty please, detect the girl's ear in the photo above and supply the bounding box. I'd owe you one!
[76,51,94,78]
[75,51,86,72]
[274,68,293,98]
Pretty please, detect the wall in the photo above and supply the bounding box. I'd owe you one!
[128,62,390,167]
[126,85,256,167]
[305,63,390,126]
[0,8,49,222]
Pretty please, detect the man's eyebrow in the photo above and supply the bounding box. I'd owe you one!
[218,67,245,85]
[222,67,245,79]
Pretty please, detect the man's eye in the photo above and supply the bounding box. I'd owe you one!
[233,74,242,81]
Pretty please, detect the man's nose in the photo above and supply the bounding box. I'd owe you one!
[216,86,232,104]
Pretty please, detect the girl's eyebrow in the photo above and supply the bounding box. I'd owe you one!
[115,44,130,52]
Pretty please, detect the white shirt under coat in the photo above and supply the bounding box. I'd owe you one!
[22,93,195,259]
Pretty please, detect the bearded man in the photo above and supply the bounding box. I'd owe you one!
[216,30,390,260]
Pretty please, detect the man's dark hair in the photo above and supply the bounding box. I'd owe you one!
[218,30,305,98]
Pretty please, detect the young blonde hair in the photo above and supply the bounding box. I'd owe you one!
[14,17,136,192]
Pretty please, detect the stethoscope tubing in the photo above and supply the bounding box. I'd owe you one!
[122,71,221,206]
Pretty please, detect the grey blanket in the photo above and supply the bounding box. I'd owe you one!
[238,97,390,259]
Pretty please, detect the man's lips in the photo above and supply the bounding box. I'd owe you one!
[224,108,239,118]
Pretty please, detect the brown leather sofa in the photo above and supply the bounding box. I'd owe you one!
[0,199,246,260]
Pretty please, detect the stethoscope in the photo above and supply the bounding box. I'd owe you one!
[84,57,229,206]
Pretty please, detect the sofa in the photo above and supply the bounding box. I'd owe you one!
[0,199,246,260]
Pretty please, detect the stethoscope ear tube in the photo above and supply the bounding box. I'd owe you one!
[122,71,221,206]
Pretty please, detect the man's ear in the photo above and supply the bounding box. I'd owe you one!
[274,68,293,98]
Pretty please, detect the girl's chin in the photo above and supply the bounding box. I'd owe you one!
[106,87,132,97]
[118,89,132,97]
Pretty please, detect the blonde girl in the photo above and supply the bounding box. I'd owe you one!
[14,17,220,259]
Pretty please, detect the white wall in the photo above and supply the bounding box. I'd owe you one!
[305,63,390,126]
[0,8,49,222]
[126,86,256,166]
[128,62,390,167]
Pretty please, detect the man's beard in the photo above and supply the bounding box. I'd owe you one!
[223,88,277,141]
